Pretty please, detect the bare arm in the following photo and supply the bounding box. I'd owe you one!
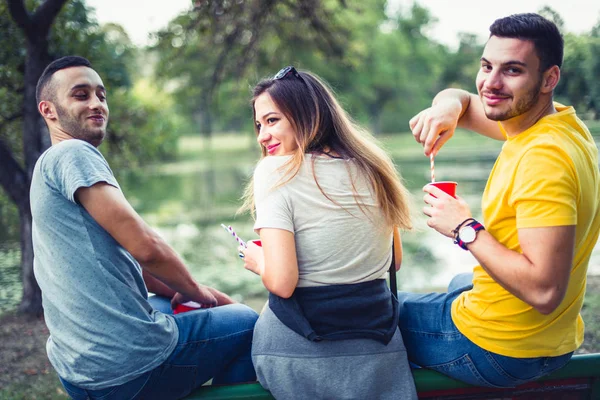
[242,228,299,298]
[76,182,226,306]
[410,88,505,156]
[468,225,575,314]
[142,270,176,298]
[393,225,402,271]
[423,184,575,314]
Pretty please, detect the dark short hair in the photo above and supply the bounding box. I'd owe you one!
[489,13,563,71]
[36,56,93,104]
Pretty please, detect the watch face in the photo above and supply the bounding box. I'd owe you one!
[459,226,477,243]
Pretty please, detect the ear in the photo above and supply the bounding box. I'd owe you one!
[38,100,57,121]
[541,66,560,94]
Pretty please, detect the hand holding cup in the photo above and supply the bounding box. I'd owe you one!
[423,183,472,238]
[239,240,264,276]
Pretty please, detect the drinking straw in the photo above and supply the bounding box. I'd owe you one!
[430,153,435,183]
[221,224,247,248]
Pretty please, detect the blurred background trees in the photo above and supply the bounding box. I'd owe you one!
[1,0,599,314]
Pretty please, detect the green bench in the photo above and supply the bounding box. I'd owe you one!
[186,353,600,399]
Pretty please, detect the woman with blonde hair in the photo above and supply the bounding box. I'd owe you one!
[239,66,417,399]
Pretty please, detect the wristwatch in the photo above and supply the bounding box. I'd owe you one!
[455,220,485,250]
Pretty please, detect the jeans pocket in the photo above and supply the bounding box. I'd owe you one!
[483,351,571,386]
[85,371,152,400]
[429,353,502,388]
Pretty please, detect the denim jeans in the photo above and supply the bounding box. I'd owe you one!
[60,300,258,400]
[397,273,573,388]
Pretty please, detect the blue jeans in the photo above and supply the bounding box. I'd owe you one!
[60,300,258,400]
[397,273,573,388]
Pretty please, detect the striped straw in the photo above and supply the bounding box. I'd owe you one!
[430,153,435,183]
[221,224,247,248]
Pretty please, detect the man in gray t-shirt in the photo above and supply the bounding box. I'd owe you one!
[31,56,257,399]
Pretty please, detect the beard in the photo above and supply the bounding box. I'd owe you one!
[55,103,106,147]
[483,77,543,122]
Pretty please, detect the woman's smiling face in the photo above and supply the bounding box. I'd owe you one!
[254,92,299,156]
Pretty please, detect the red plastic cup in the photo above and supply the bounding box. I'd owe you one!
[173,301,211,314]
[427,181,457,198]
[248,239,262,247]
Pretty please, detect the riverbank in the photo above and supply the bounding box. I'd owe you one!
[1,275,599,399]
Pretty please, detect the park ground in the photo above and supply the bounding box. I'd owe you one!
[0,275,599,399]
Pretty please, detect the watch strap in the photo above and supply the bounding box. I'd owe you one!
[455,220,485,250]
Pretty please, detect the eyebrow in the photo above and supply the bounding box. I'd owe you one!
[257,111,278,121]
[481,57,527,67]
[69,84,106,92]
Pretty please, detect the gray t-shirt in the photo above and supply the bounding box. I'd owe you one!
[253,154,392,287]
[31,139,178,389]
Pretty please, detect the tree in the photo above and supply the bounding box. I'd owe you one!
[322,2,445,133]
[2,0,69,315]
[152,0,351,137]
[438,33,482,92]
[1,0,177,314]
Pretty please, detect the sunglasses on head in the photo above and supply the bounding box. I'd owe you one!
[273,66,304,83]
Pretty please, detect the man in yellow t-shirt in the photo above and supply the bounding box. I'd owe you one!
[403,13,600,387]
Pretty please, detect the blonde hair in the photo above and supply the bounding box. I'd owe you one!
[240,70,412,231]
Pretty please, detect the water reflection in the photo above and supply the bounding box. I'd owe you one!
[0,242,21,313]
[1,138,599,313]
[116,149,501,303]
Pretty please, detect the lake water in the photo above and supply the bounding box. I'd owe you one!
[1,134,599,312]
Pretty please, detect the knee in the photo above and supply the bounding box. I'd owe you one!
[448,273,473,293]
[227,304,259,330]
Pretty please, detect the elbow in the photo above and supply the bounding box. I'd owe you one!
[268,286,295,299]
[531,287,565,315]
[263,276,297,299]
[131,232,165,264]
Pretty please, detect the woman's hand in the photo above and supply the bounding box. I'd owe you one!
[239,241,265,276]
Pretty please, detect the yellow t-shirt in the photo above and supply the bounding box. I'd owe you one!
[451,105,600,358]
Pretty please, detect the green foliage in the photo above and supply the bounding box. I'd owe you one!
[0,0,186,242]
[151,0,354,135]
[152,0,454,135]
[556,32,600,119]
[438,33,482,91]
[0,1,25,164]
[0,0,183,168]
[101,80,184,170]
[0,195,19,242]
[151,2,600,136]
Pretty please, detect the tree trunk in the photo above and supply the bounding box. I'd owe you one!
[17,40,51,316]
[200,97,213,139]
[17,203,42,316]
[6,0,69,315]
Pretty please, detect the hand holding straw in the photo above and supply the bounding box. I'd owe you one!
[220,224,247,248]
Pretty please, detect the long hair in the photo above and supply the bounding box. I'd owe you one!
[240,69,412,230]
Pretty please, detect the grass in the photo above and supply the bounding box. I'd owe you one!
[580,277,600,354]
[1,372,67,400]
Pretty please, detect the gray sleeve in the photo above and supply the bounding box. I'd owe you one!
[253,158,294,233]
[41,140,120,203]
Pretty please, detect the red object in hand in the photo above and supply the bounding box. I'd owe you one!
[249,239,262,247]
[428,181,457,198]
[173,301,211,314]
